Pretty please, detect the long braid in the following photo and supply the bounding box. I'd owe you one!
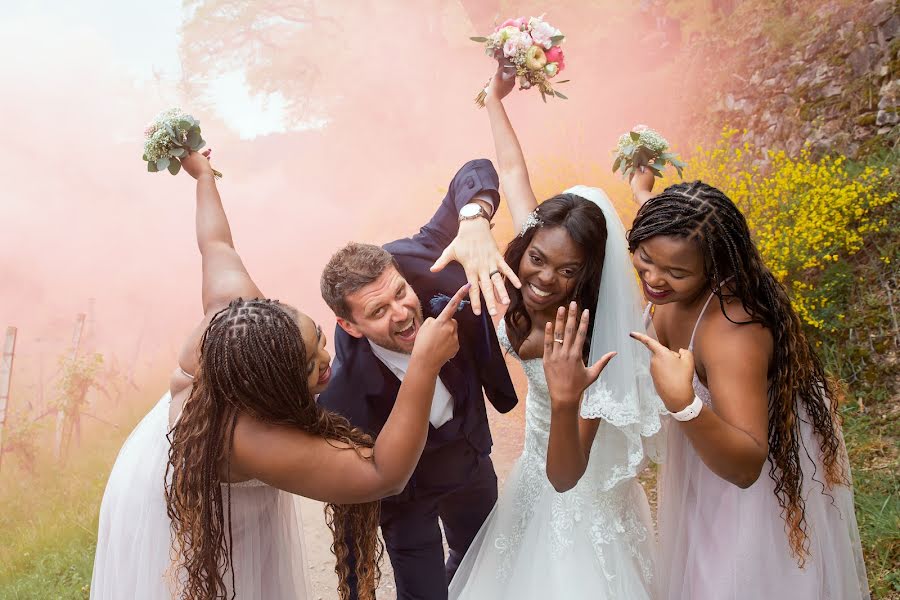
[166,298,383,600]
[628,181,847,564]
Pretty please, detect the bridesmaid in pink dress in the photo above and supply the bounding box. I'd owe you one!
[627,174,869,600]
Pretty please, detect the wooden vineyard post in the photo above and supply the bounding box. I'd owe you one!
[0,327,17,472]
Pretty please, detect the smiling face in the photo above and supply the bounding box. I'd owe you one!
[518,226,586,314]
[631,234,707,305]
[337,265,424,354]
[295,311,333,394]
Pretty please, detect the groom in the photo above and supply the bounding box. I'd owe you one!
[318,159,518,599]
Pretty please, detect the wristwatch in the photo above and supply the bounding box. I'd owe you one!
[459,203,491,223]
[669,395,704,422]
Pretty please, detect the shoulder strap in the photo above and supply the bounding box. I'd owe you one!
[689,276,736,350]
[688,292,718,351]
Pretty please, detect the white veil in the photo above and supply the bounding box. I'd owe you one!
[565,185,666,491]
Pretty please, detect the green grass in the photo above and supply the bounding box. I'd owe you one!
[0,449,111,599]
[842,402,900,597]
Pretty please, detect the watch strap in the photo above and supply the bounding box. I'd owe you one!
[669,395,703,422]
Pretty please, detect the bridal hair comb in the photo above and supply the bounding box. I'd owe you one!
[519,209,543,237]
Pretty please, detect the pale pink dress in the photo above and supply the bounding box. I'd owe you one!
[654,293,870,600]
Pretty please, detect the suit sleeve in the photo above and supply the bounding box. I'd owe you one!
[417,159,501,250]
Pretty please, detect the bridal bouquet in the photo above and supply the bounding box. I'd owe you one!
[471,15,569,106]
[612,125,685,179]
[142,108,222,178]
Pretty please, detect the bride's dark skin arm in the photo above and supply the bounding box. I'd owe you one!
[483,61,539,232]
[544,303,616,492]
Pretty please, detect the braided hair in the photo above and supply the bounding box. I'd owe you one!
[503,193,608,362]
[165,298,383,599]
[627,181,847,564]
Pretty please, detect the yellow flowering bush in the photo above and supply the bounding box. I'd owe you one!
[660,128,897,329]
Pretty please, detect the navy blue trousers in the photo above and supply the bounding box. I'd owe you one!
[347,439,498,600]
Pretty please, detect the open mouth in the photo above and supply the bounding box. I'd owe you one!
[642,280,673,301]
[395,319,418,343]
[317,365,332,386]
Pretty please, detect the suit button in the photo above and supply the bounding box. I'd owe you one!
[466,176,475,189]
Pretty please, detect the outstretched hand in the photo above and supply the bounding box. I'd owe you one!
[630,331,695,412]
[430,220,521,317]
[544,302,616,409]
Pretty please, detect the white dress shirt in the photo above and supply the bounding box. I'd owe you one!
[369,341,454,428]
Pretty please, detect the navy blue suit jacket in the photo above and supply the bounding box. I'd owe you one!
[318,159,517,499]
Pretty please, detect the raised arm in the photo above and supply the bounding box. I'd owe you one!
[173,151,262,392]
[182,150,262,313]
[233,285,468,503]
[630,166,656,207]
[428,62,534,315]
[483,62,539,232]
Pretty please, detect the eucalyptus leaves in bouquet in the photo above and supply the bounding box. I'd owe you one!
[612,125,684,179]
[142,108,222,178]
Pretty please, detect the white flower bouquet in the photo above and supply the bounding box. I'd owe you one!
[142,108,222,178]
[612,125,684,179]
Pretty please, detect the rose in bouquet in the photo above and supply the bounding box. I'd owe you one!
[142,108,222,178]
[612,125,685,179]
[471,15,569,106]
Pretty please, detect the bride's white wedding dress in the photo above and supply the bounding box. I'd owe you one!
[449,186,665,599]
[90,392,312,599]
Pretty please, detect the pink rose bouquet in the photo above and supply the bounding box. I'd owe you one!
[471,14,569,106]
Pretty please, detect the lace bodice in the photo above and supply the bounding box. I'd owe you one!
[497,321,553,458]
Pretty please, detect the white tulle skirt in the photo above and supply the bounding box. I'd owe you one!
[90,393,312,599]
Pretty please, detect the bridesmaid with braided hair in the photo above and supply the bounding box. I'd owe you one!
[627,171,869,599]
[90,149,467,600]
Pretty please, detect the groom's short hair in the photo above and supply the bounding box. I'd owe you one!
[321,242,399,321]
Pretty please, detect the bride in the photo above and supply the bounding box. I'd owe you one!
[439,64,666,599]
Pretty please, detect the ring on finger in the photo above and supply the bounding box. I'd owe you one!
[489,270,501,278]
[554,337,564,344]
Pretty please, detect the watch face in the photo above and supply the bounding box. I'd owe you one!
[460,203,481,217]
